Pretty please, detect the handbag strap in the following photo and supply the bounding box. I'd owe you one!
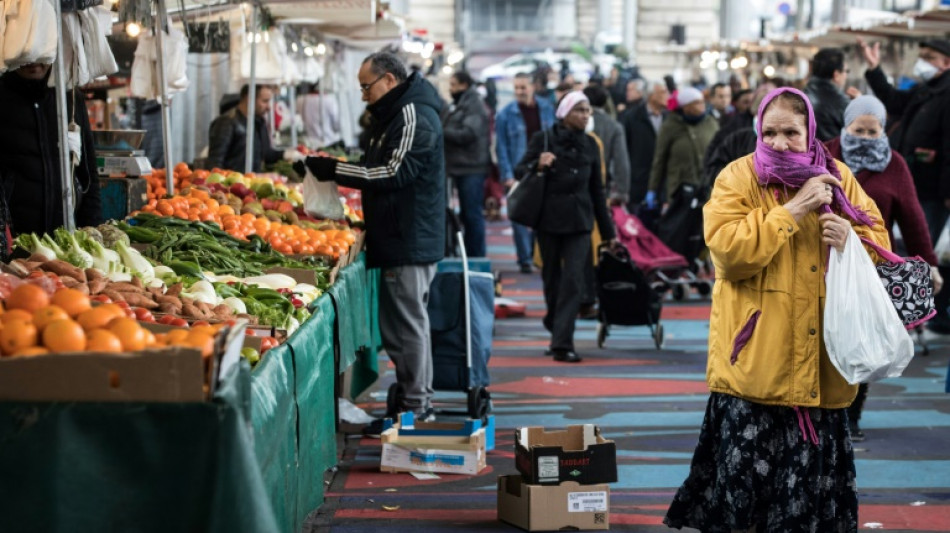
[859,236,905,264]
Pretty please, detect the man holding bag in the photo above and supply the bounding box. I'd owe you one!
[298,52,445,436]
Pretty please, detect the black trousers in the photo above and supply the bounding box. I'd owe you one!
[538,231,590,351]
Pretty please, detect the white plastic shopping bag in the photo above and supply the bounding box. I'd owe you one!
[302,168,344,220]
[824,227,914,384]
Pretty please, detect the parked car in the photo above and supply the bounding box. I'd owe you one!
[478,51,596,82]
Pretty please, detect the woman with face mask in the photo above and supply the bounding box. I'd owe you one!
[824,95,943,441]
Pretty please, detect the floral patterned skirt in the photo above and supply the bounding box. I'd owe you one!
[664,393,858,533]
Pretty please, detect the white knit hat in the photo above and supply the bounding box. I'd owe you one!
[676,87,704,108]
[844,95,887,128]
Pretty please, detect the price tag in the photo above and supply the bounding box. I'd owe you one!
[537,456,559,481]
[567,491,608,513]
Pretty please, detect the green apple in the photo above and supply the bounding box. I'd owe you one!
[207,173,225,184]
[241,347,261,365]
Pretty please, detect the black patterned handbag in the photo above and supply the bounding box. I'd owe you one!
[861,237,936,329]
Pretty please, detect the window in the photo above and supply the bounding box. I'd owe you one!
[469,0,545,33]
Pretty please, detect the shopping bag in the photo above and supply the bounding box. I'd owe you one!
[859,237,936,329]
[824,227,914,384]
[302,169,344,220]
[506,130,547,228]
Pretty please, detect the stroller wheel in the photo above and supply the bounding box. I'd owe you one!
[467,387,491,419]
[386,383,405,416]
[696,282,712,297]
[654,323,665,350]
[672,285,687,301]
[596,323,608,348]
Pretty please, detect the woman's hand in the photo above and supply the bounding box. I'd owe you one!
[819,213,850,253]
[784,175,839,221]
[858,38,881,70]
[932,266,944,293]
[538,152,556,169]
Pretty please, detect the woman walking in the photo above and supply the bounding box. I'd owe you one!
[515,91,616,363]
[664,88,890,532]
[825,95,943,441]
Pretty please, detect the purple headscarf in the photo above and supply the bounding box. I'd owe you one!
[753,87,874,226]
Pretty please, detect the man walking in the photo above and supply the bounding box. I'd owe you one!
[299,52,446,433]
[496,72,556,273]
[859,38,950,332]
[708,82,732,123]
[804,47,851,142]
[443,71,490,257]
[620,80,669,210]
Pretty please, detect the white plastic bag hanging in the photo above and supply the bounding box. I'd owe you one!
[824,227,914,384]
[3,0,57,71]
[302,168,344,220]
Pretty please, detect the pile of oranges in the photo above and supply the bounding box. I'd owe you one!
[146,163,209,201]
[137,188,357,258]
[0,285,218,358]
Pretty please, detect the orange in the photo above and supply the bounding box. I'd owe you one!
[43,319,87,353]
[6,284,50,314]
[0,309,33,324]
[77,307,117,331]
[0,320,38,355]
[190,325,217,338]
[33,305,70,331]
[11,346,49,357]
[184,331,215,358]
[142,329,157,347]
[165,329,190,345]
[51,288,92,318]
[85,329,123,353]
[109,317,147,351]
[99,304,126,323]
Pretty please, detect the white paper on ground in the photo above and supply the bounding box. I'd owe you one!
[338,398,375,424]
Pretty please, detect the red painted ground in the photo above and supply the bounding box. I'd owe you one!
[489,376,709,397]
[487,356,658,368]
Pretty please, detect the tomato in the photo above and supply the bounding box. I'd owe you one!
[170,318,189,328]
[91,294,112,304]
[158,314,177,325]
[192,320,211,327]
[133,308,155,322]
[260,336,279,354]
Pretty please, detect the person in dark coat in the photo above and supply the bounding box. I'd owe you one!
[515,91,617,363]
[207,84,302,172]
[443,71,490,257]
[300,52,446,433]
[804,48,852,142]
[0,63,102,240]
[859,38,950,333]
[620,80,669,208]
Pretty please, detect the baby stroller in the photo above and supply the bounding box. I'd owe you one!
[596,243,664,349]
[612,205,712,300]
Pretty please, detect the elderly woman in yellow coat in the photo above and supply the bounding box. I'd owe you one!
[664,88,890,532]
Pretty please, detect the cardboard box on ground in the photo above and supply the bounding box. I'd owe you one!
[515,424,618,485]
[379,412,495,476]
[497,475,610,532]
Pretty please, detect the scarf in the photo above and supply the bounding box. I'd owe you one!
[753,87,874,226]
[840,131,892,174]
[677,108,708,126]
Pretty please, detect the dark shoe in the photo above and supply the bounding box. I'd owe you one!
[519,263,533,274]
[578,304,598,320]
[411,407,436,423]
[926,314,950,335]
[361,417,391,439]
[553,350,582,363]
[849,421,865,442]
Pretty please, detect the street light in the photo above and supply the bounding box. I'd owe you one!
[126,22,141,37]
[764,65,776,77]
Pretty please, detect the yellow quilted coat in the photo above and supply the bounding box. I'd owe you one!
[704,155,891,408]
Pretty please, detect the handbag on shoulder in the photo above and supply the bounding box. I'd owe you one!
[860,237,936,329]
[506,130,548,228]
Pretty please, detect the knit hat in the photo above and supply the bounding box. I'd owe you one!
[843,95,887,129]
[676,87,703,108]
[921,39,950,58]
[556,91,589,119]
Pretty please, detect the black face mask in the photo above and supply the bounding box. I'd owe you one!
[678,108,708,125]
[450,90,464,104]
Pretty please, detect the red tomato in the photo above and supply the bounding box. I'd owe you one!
[170,318,189,328]
[260,336,279,354]
[91,294,112,304]
[192,320,211,327]
[158,314,177,325]
[133,308,155,322]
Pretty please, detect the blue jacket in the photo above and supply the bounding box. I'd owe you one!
[495,97,556,181]
[330,72,446,268]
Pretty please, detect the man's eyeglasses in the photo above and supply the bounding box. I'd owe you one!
[360,74,386,93]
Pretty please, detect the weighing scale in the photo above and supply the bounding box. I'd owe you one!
[93,130,153,178]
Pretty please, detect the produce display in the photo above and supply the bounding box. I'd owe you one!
[0,162,368,375]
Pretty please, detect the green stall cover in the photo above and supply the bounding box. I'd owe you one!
[327,254,372,374]
[287,293,337,523]
[0,363,279,533]
[350,265,382,399]
[250,342,299,533]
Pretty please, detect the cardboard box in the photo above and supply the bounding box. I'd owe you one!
[497,475,610,531]
[383,411,495,451]
[380,415,488,475]
[0,323,246,403]
[515,425,617,485]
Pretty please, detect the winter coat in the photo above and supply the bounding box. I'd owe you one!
[804,77,850,142]
[590,109,630,201]
[442,87,490,176]
[514,123,615,240]
[328,72,446,268]
[865,66,950,201]
[826,136,938,265]
[704,155,889,408]
[703,127,757,184]
[619,102,666,204]
[0,71,102,236]
[494,97,556,181]
[207,107,282,172]
[648,112,719,201]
